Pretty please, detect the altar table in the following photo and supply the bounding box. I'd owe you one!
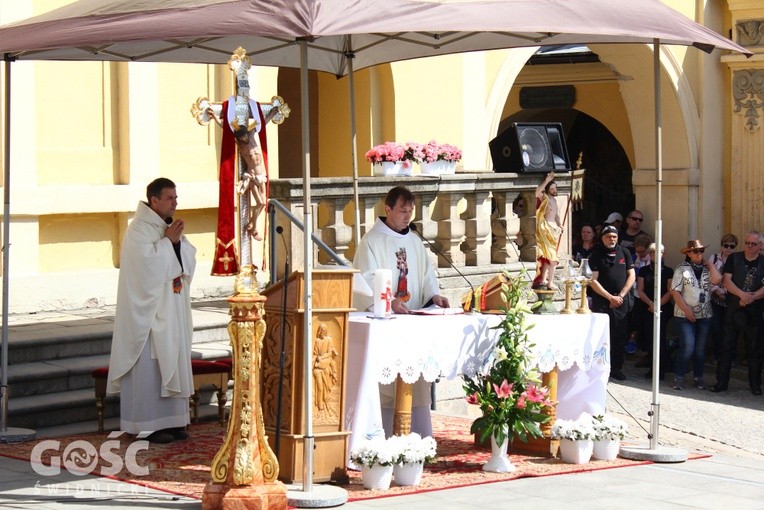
[344,311,610,460]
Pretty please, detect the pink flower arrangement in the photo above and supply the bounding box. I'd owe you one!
[462,270,555,446]
[365,141,405,164]
[366,140,461,168]
[422,140,462,163]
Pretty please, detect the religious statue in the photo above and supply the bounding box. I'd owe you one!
[533,171,562,290]
[312,324,339,412]
[191,47,290,277]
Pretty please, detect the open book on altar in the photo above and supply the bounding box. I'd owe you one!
[409,305,465,315]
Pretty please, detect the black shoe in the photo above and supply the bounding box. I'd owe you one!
[610,370,627,381]
[146,431,175,444]
[751,387,762,396]
[170,427,189,440]
[709,384,728,393]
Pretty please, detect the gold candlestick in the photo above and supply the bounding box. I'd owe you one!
[576,280,592,314]
[560,280,575,314]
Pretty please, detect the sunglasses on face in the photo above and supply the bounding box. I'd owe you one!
[722,243,736,249]
[690,248,705,254]
[628,216,643,221]
[744,241,760,246]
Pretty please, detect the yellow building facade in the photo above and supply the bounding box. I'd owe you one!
[1,1,763,313]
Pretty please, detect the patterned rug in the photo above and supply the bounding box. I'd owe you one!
[0,414,703,501]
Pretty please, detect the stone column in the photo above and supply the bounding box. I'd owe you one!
[462,190,492,266]
[320,196,352,265]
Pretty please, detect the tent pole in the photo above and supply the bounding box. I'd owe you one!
[0,55,35,443]
[650,38,663,450]
[1,56,11,433]
[346,36,362,248]
[620,41,684,463]
[299,40,315,493]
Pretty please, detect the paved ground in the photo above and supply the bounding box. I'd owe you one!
[1,304,762,508]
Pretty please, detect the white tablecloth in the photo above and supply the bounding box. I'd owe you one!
[344,311,610,459]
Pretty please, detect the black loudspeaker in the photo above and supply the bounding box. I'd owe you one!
[489,122,570,173]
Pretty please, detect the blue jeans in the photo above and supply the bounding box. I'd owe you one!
[674,317,711,379]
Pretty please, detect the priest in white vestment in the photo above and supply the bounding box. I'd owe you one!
[352,186,449,438]
[107,178,197,443]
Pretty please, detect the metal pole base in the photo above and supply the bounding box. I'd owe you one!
[286,484,348,508]
[0,427,36,443]
[619,443,688,463]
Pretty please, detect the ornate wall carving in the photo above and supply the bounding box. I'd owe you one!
[733,69,764,132]
[736,19,764,47]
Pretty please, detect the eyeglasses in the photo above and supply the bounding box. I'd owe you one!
[744,241,760,246]
[722,243,737,249]
[628,216,643,222]
[690,248,705,254]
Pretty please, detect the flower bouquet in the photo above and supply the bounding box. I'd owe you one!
[462,270,554,450]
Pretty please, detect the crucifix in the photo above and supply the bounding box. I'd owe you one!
[191,47,290,289]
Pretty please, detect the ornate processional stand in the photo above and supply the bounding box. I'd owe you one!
[192,48,291,510]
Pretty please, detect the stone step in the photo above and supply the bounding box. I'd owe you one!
[3,298,234,431]
[7,385,229,431]
[7,321,231,365]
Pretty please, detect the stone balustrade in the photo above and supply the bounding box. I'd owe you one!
[268,173,571,279]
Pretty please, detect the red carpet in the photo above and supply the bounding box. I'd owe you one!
[0,414,704,500]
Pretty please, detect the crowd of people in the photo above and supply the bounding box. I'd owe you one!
[572,210,763,396]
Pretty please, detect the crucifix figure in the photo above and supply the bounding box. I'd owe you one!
[191,47,290,279]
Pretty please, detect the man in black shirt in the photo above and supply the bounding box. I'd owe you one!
[588,225,636,381]
[711,230,764,395]
[619,210,648,261]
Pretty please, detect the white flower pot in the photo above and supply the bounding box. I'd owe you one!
[592,438,620,460]
[361,464,394,490]
[559,438,593,464]
[419,160,456,175]
[482,433,517,473]
[393,461,424,486]
[373,161,412,176]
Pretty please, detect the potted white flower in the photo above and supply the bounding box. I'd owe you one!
[591,414,628,460]
[387,433,437,486]
[551,413,596,464]
[349,439,398,490]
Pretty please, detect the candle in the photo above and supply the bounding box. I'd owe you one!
[373,269,392,318]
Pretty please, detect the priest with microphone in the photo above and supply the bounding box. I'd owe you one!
[352,185,450,437]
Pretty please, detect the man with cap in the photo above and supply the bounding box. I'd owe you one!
[588,225,635,381]
[604,212,623,230]
[619,209,647,260]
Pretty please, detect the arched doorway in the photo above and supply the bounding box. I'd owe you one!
[500,109,633,244]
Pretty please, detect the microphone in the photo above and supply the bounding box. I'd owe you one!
[409,223,477,312]
[275,225,290,275]
[274,224,290,457]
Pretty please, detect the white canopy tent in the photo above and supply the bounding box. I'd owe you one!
[0,0,750,487]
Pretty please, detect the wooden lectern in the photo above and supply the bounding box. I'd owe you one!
[260,269,355,483]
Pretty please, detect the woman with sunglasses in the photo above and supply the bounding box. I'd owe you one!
[708,234,738,364]
[670,240,722,390]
